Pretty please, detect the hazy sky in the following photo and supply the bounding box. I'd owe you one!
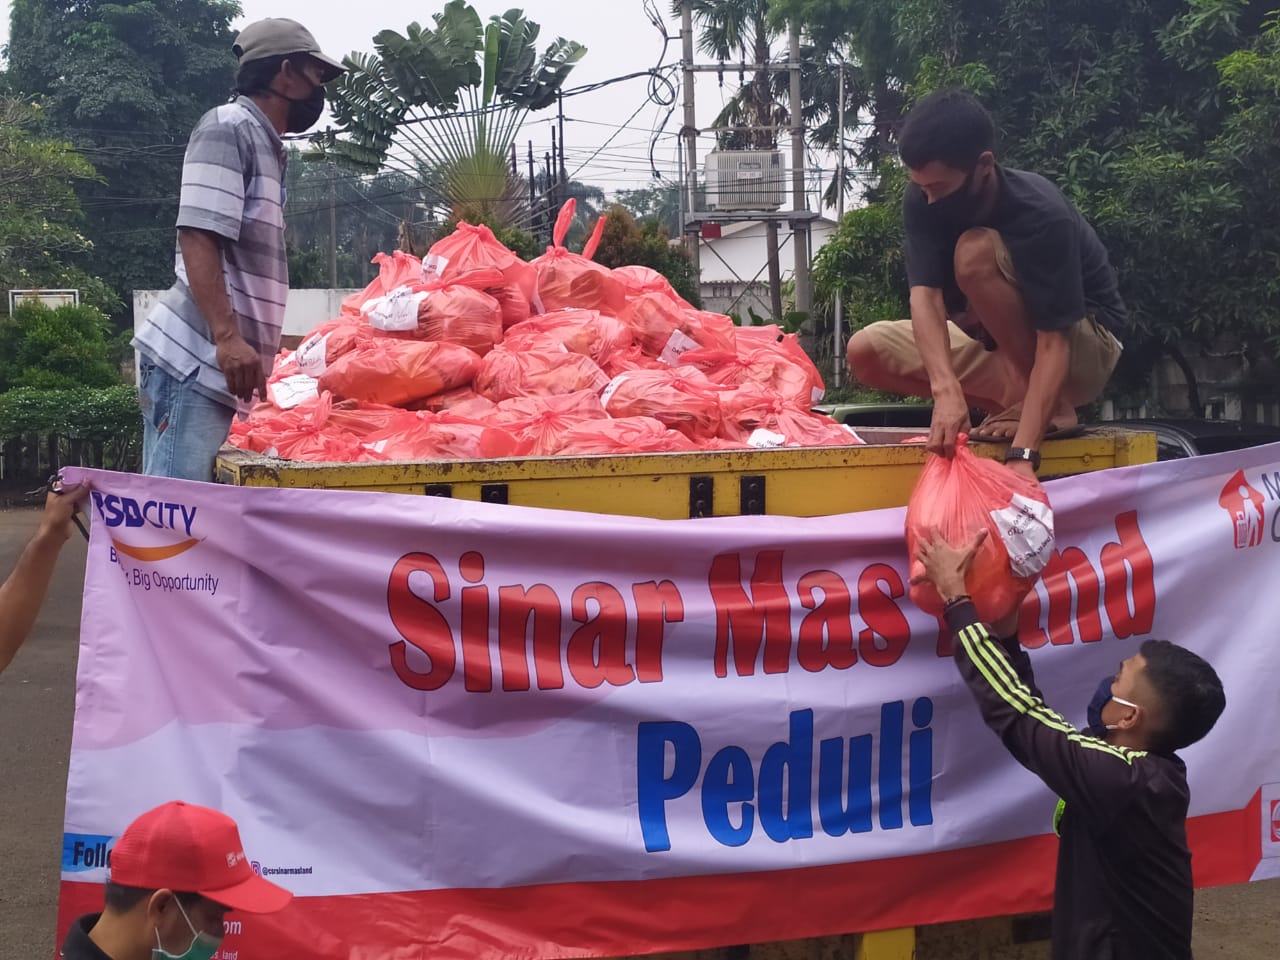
[1,0,834,204]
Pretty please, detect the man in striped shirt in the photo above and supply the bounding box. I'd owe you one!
[133,19,344,480]
[913,530,1225,959]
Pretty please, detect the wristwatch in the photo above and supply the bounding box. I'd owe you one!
[1004,447,1041,471]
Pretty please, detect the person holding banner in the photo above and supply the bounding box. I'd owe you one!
[0,479,87,675]
[60,801,292,960]
[913,529,1225,960]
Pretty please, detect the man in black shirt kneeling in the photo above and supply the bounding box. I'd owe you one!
[913,529,1226,960]
[848,89,1127,477]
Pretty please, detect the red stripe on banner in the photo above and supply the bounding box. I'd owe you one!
[53,796,1263,960]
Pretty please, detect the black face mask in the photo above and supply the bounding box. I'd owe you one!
[929,166,988,228]
[284,83,326,134]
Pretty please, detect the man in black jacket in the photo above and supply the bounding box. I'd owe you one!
[913,529,1226,959]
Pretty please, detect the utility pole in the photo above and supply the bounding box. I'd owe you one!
[328,176,338,288]
[832,62,846,388]
[788,21,812,331]
[527,141,537,243]
[557,91,567,189]
[680,0,700,275]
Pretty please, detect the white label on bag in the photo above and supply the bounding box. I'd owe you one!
[268,374,320,410]
[990,493,1056,577]
[748,428,788,449]
[295,333,331,376]
[422,254,449,280]
[812,386,826,403]
[367,286,427,331]
[600,374,631,409]
[659,329,701,366]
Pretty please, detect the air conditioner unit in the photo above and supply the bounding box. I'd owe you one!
[705,150,786,212]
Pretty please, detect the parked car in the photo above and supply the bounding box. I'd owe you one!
[814,404,1280,459]
[1111,418,1280,460]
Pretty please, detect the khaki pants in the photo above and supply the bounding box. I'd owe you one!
[861,229,1123,410]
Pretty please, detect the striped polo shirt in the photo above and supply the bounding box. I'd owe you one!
[133,96,289,409]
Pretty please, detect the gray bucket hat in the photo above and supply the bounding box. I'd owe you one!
[233,18,346,83]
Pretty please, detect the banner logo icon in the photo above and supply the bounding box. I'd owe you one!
[1218,472,1265,549]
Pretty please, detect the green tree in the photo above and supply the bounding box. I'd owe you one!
[616,184,683,236]
[0,99,117,311]
[322,2,585,228]
[0,301,122,392]
[282,151,425,288]
[793,0,1280,408]
[5,0,241,313]
[592,204,701,306]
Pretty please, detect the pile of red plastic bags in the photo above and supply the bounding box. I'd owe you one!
[230,201,862,462]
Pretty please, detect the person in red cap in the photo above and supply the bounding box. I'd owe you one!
[61,800,292,960]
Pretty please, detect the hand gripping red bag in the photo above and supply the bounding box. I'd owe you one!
[531,200,627,314]
[905,435,1056,624]
[600,366,725,440]
[554,416,699,456]
[474,347,610,402]
[502,310,634,368]
[426,221,541,325]
[318,339,481,407]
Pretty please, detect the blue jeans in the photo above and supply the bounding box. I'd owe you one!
[138,355,235,482]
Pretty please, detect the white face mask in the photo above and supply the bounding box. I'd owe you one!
[152,897,223,960]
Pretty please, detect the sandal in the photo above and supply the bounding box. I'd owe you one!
[969,405,1084,443]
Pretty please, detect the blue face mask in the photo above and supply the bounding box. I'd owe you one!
[1085,675,1140,737]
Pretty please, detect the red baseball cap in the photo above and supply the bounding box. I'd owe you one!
[109,801,292,913]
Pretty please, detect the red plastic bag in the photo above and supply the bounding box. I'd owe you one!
[366,269,505,357]
[294,320,376,377]
[361,411,520,461]
[502,310,634,368]
[554,417,699,456]
[490,390,607,456]
[475,347,610,402]
[719,385,865,447]
[531,200,627,314]
[720,328,826,405]
[905,435,1055,623]
[427,221,541,324]
[600,366,725,440]
[342,251,424,316]
[620,294,737,360]
[681,343,820,410]
[613,265,688,306]
[318,340,481,407]
[410,386,497,418]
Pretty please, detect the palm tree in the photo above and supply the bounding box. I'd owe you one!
[319,2,585,229]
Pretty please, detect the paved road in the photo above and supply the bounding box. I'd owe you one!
[0,506,1275,957]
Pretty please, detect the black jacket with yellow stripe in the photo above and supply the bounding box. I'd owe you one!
[945,600,1193,960]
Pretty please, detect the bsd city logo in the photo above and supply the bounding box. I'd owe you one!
[90,492,202,561]
[1218,471,1265,550]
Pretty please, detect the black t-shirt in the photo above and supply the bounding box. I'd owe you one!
[61,914,115,960]
[903,166,1127,335]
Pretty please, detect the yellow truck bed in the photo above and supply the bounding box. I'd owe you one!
[216,426,1155,517]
